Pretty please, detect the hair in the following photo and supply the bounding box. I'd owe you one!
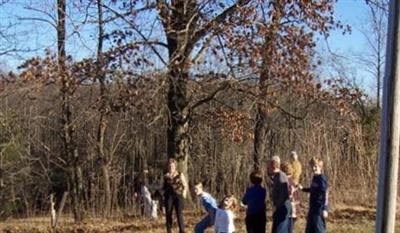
[271,156,281,169]
[281,162,294,176]
[250,171,263,184]
[290,151,298,159]
[220,194,237,210]
[309,157,323,168]
[166,158,177,170]
[194,181,203,189]
[167,158,177,165]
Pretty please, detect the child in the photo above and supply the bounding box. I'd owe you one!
[194,182,218,233]
[241,170,267,233]
[299,157,328,233]
[282,162,300,233]
[215,195,237,233]
[140,182,153,218]
[267,156,291,233]
[150,198,158,219]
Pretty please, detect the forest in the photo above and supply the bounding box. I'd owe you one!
[0,0,398,232]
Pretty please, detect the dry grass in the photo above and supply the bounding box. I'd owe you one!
[0,207,399,233]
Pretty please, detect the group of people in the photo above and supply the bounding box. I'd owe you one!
[141,151,329,233]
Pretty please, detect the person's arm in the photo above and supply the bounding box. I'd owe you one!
[275,173,290,207]
[180,173,188,199]
[320,177,329,218]
[162,173,168,191]
[241,188,249,205]
[297,184,310,192]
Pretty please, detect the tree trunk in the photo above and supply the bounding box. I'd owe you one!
[164,0,191,186]
[101,162,112,217]
[253,103,269,170]
[95,0,112,218]
[253,2,284,169]
[72,149,84,222]
[57,0,84,223]
[166,66,190,181]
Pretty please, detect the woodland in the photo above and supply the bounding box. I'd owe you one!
[0,0,398,232]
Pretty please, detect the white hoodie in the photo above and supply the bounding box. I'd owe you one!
[214,208,235,233]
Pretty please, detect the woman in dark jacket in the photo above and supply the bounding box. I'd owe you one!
[163,158,188,233]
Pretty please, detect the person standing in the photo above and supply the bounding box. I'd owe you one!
[299,157,329,233]
[242,170,267,233]
[289,151,302,186]
[282,162,300,233]
[163,158,188,233]
[268,156,291,233]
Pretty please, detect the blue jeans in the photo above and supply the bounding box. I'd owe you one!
[272,201,291,233]
[195,214,213,233]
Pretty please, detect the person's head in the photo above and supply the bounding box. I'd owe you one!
[220,195,237,210]
[290,151,298,161]
[267,156,281,175]
[167,158,177,174]
[270,156,281,170]
[309,157,323,175]
[281,162,294,177]
[194,182,204,196]
[250,170,263,185]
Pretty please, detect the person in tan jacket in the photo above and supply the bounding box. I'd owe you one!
[289,151,302,185]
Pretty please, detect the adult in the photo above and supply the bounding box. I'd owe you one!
[289,151,302,185]
[163,158,188,233]
[268,156,291,233]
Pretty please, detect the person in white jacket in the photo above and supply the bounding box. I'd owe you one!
[214,195,237,233]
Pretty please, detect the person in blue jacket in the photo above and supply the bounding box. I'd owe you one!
[194,182,218,233]
[299,157,329,233]
[242,170,267,233]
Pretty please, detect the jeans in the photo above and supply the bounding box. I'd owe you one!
[165,194,185,233]
[272,201,291,233]
[194,213,214,233]
[288,217,296,233]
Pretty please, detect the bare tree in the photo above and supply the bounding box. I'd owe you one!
[57,0,84,223]
[358,0,389,108]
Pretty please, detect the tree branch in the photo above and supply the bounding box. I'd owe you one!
[191,0,251,44]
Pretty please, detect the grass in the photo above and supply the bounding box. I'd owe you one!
[0,207,399,233]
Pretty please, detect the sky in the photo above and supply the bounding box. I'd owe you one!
[327,0,371,53]
[0,0,386,94]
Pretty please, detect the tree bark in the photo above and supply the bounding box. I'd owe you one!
[57,0,84,223]
[253,2,283,169]
[159,0,251,185]
[95,0,112,218]
[253,102,269,170]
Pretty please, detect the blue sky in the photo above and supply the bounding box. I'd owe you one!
[328,0,371,53]
[0,0,385,94]
[0,0,374,61]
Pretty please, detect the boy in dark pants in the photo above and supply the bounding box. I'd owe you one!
[268,156,291,233]
[299,157,328,233]
[242,170,267,233]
